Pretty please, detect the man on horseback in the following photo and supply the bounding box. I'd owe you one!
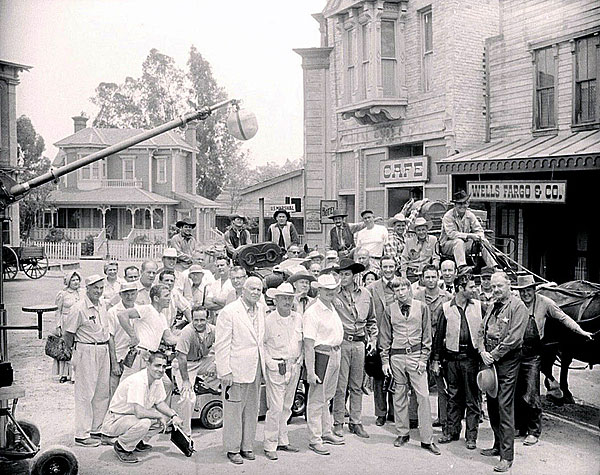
[513,275,593,447]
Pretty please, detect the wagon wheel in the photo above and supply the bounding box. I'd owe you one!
[22,255,49,279]
[2,245,19,281]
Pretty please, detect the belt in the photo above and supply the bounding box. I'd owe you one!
[390,343,422,356]
[315,344,341,353]
[343,333,366,342]
[77,341,109,345]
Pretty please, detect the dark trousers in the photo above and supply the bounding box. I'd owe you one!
[445,357,481,441]
[515,353,542,437]
[373,376,394,418]
[487,350,521,462]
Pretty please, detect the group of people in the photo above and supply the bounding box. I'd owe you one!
[49,194,594,472]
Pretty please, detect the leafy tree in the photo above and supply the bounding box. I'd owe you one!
[90,46,244,199]
[16,115,51,240]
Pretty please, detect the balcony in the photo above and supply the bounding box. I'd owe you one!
[100,179,142,188]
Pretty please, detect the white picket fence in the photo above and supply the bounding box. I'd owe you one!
[106,241,165,261]
[26,240,82,260]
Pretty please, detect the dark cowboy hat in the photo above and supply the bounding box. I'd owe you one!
[338,257,365,275]
[329,209,348,219]
[273,208,291,220]
[451,190,471,203]
[229,213,247,222]
[176,218,196,228]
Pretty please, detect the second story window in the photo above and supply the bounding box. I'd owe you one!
[574,35,599,124]
[157,158,167,184]
[122,158,135,180]
[422,9,433,92]
[345,27,356,104]
[381,20,397,97]
[80,160,105,180]
[534,47,556,129]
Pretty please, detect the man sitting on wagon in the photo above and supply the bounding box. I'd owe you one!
[400,217,440,283]
[439,191,496,274]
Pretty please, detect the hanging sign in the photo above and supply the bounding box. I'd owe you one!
[467,181,566,203]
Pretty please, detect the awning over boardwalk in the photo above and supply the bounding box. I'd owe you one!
[437,130,600,175]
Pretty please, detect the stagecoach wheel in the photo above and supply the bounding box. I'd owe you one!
[30,446,78,475]
[22,255,49,279]
[200,400,223,429]
[2,244,19,281]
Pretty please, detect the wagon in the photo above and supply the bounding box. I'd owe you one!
[2,245,49,281]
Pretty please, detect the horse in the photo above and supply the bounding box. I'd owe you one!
[538,280,600,403]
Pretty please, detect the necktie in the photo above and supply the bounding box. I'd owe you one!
[401,304,410,316]
[278,226,285,248]
[338,227,345,248]
[300,296,308,313]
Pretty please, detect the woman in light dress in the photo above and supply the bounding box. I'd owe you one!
[52,271,82,383]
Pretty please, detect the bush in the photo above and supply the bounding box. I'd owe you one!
[81,235,95,256]
[44,228,71,242]
[132,234,151,245]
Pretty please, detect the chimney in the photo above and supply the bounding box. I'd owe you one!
[72,114,88,133]
[185,121,198,148]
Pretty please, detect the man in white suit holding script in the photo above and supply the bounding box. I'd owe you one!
[215,276,266,465]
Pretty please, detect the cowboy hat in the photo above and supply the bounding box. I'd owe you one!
[176,218,196,228]
[288,269,317,284]
[451,190,470,203]
[229,213,247,222]
[413,217,429,229]
[512,274,539,290]
[307,250,324,260]
[329,209,348,219]
[388,213,407,227]
[337,258,365,275]
[477,365,498,398]
[273,208,291,220]
[311,273,341,290]
[266,282,296,299]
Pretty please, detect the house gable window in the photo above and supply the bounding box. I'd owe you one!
[421,8,433,92]
[573,34,599,125]
[533,46,557,130]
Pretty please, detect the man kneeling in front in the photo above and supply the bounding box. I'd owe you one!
[102,351,183,463]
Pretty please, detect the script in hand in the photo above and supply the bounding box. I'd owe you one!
[315,352,330,384]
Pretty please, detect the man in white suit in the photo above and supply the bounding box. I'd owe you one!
[215,276,266,465]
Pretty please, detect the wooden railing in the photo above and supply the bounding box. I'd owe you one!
[25,240,82,260]
[99,179,142,188]
[29,227,102,241]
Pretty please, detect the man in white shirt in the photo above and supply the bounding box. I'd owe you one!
[263,283,303,460]
[107,282,139,396]
[303,274,344,455]
[204,256,234,318]
[355,209,388,260]
[158,269,192,329]
[215,277,266,465]
[135,261,157,305]
[102,352,183,464]
[118,284,178,379]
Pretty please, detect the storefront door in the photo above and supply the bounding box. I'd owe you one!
[386,187,412,217]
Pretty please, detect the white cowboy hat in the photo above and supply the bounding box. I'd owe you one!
[266,282,296,299]
[311,274,340,290]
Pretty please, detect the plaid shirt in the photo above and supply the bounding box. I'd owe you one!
[384,229,405,268]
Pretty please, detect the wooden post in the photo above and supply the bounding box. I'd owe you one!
[258,198,265,242]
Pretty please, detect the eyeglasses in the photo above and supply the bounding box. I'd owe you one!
[481,276,492,280]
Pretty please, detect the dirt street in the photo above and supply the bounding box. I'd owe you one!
[2,262,599,474]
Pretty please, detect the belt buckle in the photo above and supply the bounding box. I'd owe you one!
[347,335,354,341]
[406,347,412,354]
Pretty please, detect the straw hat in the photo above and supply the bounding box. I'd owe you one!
[266,282,296,299]
[311,274,340,290]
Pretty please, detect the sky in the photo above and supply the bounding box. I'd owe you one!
[0,0,326,166]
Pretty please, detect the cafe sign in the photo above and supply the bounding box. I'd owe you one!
[467,181,567,203]
[380,156,428,184]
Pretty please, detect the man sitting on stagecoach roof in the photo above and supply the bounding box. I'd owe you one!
[439,191,496,273]
[268,208,300,251]
[223,213,251,259]
[401,217,440,283]
[513,275,593,447]
[170,218,197,260]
